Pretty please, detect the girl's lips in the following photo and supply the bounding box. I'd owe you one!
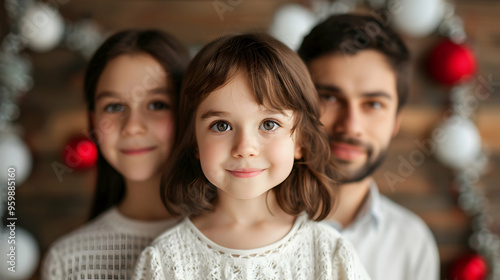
[120,146,157,155]
[331,143,365,161]
[227,169,265,178]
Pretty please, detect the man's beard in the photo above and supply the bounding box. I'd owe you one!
[330,135,388,184]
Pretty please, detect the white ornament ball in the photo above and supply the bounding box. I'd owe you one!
[0,133,32,185]
[434,116,482,170]
[390,0,445,37]
[269,4,316,51]
[19,3,65,52]
[0,228,40,280]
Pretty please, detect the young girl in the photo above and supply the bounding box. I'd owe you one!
[42,29,190,280]
[133,33,370,279]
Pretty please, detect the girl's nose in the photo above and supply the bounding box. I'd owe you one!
[231,130,259,158]
[121,107,147,137]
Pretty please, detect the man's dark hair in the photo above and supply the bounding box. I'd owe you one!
[298,14,410,111]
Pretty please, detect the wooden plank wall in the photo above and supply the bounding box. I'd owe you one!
[2,0,498,279]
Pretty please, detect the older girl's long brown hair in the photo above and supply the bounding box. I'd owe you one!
[162,33,337,221]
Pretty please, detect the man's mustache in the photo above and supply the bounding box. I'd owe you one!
[328,135,371,150]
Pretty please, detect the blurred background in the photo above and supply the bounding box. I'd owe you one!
[0,0,499,279]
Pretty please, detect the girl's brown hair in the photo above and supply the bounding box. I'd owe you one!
[162,33,337,221]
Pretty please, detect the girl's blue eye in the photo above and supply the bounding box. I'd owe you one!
[260,120,279,131]
[211,121,231,132]
[104,103,124,113]
[148,101,170,111]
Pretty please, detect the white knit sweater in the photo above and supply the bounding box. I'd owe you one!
[42,207,178,280]
[133,213,371,280]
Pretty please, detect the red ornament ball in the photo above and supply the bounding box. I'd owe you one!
[427,39,477,86]
[62,136,98,170]
[449,253,488,280]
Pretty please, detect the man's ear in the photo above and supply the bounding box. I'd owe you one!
[392,112,403,138]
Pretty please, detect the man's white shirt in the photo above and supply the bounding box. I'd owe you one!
[323,181,440,280]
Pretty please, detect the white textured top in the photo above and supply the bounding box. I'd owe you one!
[133,213,371,280]
[42,207,178,280]
[324,181,440,280]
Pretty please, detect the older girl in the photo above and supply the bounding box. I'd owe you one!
[43,29,189,280]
